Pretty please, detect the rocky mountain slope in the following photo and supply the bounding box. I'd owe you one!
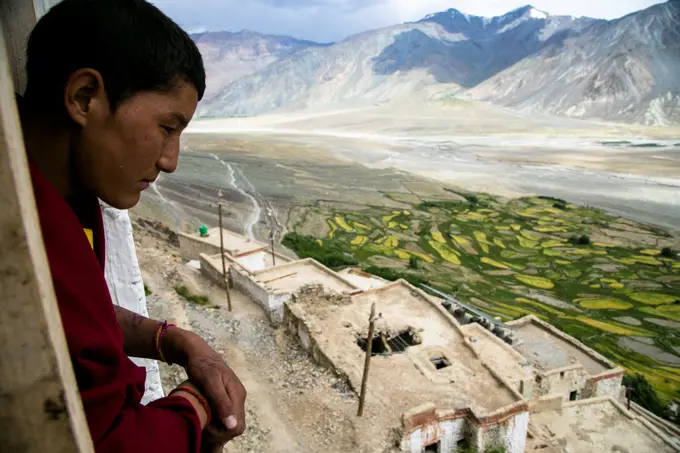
[197,6,597,118]
[195,2,680,125]
[192,30,327,101]
[469,1,680,125]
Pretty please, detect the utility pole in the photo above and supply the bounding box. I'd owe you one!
[269,228,277,267]
[267,207,276,267]
[218,191,232,312]
[358,303,377,417]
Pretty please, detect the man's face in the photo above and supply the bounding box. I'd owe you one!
[75,81,198,209]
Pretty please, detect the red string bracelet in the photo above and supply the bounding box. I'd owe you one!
[155,321,177,364]
[170,387,212,422]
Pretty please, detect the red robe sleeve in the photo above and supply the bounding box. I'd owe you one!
[30,162,201,453]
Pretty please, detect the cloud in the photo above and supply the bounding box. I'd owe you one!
[151,0,664,43]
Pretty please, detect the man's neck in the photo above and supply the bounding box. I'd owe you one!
[19,101,75,199]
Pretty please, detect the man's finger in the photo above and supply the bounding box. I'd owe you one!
[224,376,247,435]
[200,373,234,429]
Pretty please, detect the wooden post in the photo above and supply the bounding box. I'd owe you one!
[270,229,276,267]
[217,195,232,312]
[357,302,377,417]
[0,11,93,452]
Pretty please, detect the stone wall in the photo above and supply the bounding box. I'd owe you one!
[199,253,226,288]
[592,371,625,399]
[529,394,564,413]
[283,301,346,377]
[534,366,590,401]
[400,404,530,453]
[179,233,220,261]
[477,411,529,453]
[400,405,467,453]
[200,253,289,325]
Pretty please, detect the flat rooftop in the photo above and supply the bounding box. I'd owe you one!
[255,259,357,294]
[509,317,610,375]
[461,323,531,385]
[337,268,388,290]
[289,280,522,416]
[187,227,266,256]
[529,399,677,453]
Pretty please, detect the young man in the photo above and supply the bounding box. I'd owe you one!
[19,0,246,451]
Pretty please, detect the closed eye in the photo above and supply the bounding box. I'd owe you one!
[161,125,176,134]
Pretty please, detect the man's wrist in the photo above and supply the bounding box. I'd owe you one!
[161,327,197,367]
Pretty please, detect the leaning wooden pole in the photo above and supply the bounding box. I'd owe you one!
[218,195,232,312]
[357,302,377,417]
[270,229,277,267]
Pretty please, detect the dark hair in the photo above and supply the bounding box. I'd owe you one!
[24,0,205,112]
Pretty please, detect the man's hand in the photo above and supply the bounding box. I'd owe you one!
[164,328,247,439]
[200,420,235,453]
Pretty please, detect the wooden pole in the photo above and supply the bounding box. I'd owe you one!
[270,229,277,267]
[218,197,232,312]
[357,302,377,417]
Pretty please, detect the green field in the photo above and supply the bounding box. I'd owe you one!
[285,192,680,402]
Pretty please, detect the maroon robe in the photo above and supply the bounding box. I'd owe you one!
[30,162,201,452]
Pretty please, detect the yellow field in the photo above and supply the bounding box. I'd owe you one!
[467,212,487,221]
[353,221,369,229]
[575,317,654,336]
[556,259,571,265]
[481,257,510,270]
[474,231,490,253]
[388,221,399,228]
[408,251,435,263]
[542,249,562,257]
[633,255,663,266]
[493,238,506,249]
[639,307,680,323]
[568,249,593,255]
[335,216,354,232]
[511,224,522,231]
[384,236,399,248]
[394,249,410,260]
[515,274,555,289]
[534,226,567,233]
[518,236,538,249]
[640,249,661,256]
[432,231,446,243]
[576,298,633,310]
[514,298,566,316]
[520,230,542,240]
[542,240,565,248]
[629,292,677,305]
[316,239,323,247]
[382,213,399,224]
[351,235,368,246]
[430,241,461,265]
[327,220,338,239]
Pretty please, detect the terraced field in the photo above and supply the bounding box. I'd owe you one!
[286,193,680,401]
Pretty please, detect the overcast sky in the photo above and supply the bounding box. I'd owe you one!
[152,0,665,43]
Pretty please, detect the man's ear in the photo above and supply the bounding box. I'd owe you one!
[64,68,109,127]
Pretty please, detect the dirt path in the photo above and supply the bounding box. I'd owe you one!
[133,219,387,453]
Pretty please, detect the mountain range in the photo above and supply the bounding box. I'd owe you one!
[194,1,680,125]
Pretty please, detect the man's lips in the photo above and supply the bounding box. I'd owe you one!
[138,178,156,191]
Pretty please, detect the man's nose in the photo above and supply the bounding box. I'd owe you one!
[157,143,179,174]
